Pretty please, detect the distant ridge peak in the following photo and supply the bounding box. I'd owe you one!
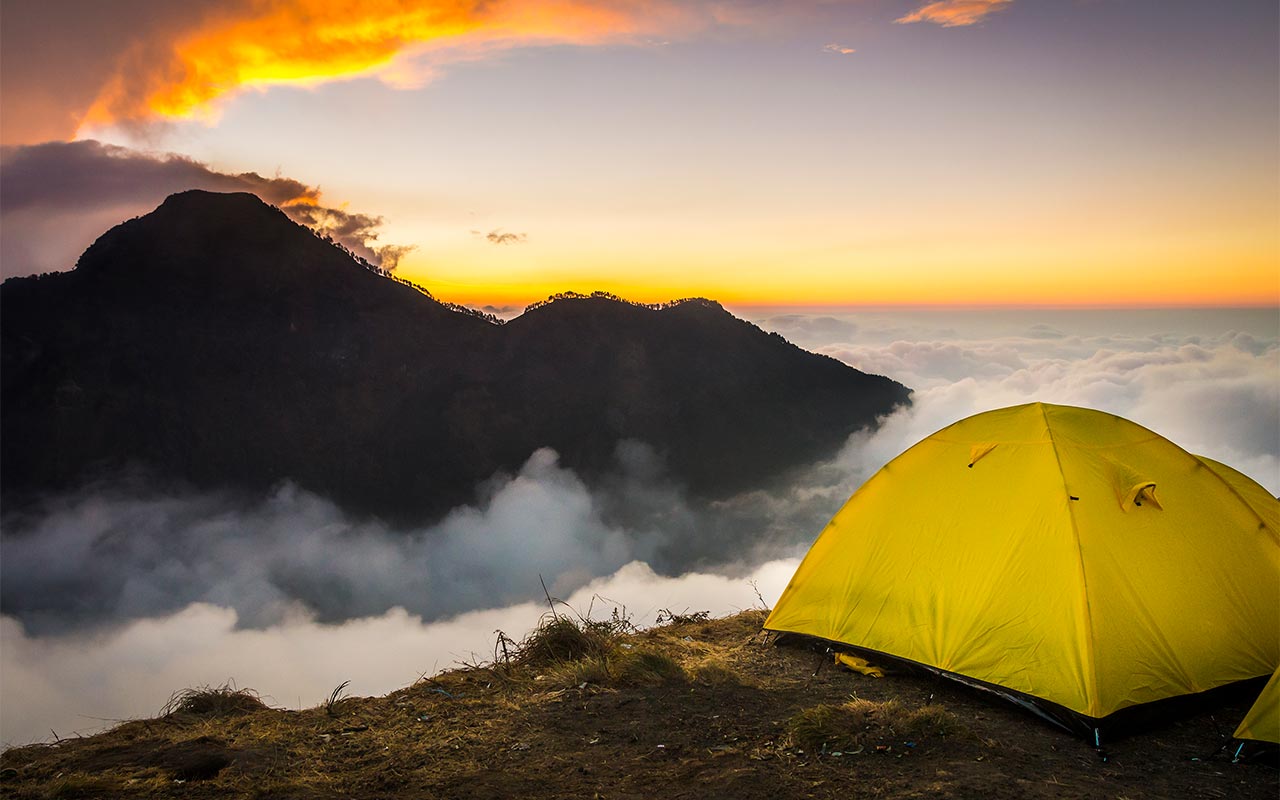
[160,188,271,206]
[152,189,292,221]
[523,291,724,315]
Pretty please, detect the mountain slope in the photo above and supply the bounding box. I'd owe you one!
[1,190,909,522]
[0,611,1270,799]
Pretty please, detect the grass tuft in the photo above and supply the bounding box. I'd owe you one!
[512,615,615,669]
[161,682,267,719]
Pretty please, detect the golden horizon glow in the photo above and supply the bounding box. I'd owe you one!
[384,187,1279,309]
[408,259,1279,311]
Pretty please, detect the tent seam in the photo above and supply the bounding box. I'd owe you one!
[1191,454,1280,546]
[1040,403,1102,719]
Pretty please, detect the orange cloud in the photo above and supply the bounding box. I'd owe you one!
[822,43,856,55]
[896,0,1013,27]
[78,0,715,130]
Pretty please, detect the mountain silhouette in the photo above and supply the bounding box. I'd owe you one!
[1,190,909,523]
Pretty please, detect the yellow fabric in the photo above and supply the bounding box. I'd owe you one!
[765,402,1280,720]
[835,652,885,677]
[1235,668,1280,744]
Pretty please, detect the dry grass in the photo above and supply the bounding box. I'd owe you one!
[40,773,122,799]
[544,655,614,687]
[692,658,745,687]
[510,615,616,669]
[159,682,267,719]
[614,649,686,684]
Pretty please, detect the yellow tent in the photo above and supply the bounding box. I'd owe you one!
[1234,668,1280,745]
[765,402,1280,735]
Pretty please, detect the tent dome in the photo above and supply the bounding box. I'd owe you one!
[765,402,1279,735]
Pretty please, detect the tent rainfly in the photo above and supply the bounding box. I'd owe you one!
[765,403,1280,739]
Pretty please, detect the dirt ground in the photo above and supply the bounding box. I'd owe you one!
[2,610,1275,799]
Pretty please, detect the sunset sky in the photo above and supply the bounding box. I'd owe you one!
[2,0,1276,308]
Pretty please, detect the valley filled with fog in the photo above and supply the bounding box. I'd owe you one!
[2,306,1275,745]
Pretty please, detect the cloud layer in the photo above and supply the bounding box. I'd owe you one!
[755,309,1280,496]
[0,443,834,636]
[0,140,408,276]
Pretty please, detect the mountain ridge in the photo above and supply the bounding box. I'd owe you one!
[1,190,910,523]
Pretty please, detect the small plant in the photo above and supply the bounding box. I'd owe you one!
[324,680,351,716]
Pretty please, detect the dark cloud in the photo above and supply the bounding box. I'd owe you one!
[0,140,313,212]
[0,140,410,276]
[373,244,417,272]
[282,202,415,269]
[486,229,528,245]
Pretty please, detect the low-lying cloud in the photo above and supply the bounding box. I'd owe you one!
[0,444,833,637]
[755,309,1280,495]
[0,559,798,746]
[0,140,410,277]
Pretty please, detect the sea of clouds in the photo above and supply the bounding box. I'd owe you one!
[2,306,1276,745]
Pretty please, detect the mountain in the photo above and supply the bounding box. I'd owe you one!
[1,190,909,523]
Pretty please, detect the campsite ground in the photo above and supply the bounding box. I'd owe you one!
[1,610,1274,799]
